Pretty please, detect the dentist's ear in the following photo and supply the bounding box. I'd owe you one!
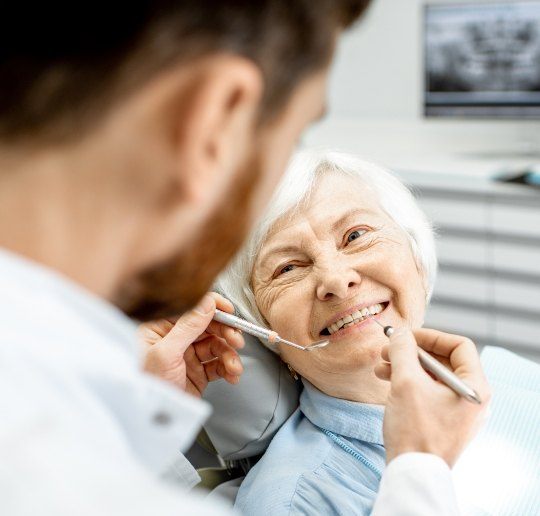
[170,55,263,206]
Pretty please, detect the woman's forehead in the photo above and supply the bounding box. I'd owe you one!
[260,175,386,248]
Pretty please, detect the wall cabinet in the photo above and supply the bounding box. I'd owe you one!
[399,171,540,361]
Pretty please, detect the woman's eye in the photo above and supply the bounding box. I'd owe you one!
[278,264,296,275]
[346,229,367,244]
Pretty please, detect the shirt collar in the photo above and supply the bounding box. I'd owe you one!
[300,379,384,445]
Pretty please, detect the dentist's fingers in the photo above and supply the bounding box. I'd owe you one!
[413,328,481,375]
[163,294,216,354]
[413,328,490,401]
[375,359,440,383]
[380,327,489,403]
[381,342,452,370]
[193,322,244,348]
[184,335,242,389]
[192,335,223,363]
[381,327,491,466]
[223,325,245,348]
[194,335,243,376]
[203,359,241,385]
[141,292,241,348]
[196,292,245,349]
[139,318,175,343]
[208,291,235,313]
[374,361,392,381]
[384,327,425,384]
[142,295,215,387]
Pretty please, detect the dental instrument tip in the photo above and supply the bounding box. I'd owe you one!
[371,316,383,327]
[369,316,394,337]
[277,337,329,352]
[305,339,330,351]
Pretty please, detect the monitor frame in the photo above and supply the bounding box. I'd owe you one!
[423,0,540,119]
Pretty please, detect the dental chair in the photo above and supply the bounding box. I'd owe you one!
[195,332,301,504]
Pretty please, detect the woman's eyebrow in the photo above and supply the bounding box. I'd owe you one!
[259,244,300,267]
[331,208,376,232]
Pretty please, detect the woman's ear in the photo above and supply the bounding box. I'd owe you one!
[170,55,264,207]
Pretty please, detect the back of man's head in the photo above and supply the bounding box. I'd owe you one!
[0,1,372,318]
[0,1,370,144]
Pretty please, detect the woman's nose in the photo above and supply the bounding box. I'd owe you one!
[315,264,362,301]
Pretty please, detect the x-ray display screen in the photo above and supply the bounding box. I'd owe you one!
[425,2,540,117]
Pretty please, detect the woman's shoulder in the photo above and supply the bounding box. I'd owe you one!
[234,407,381,515]
[234,409,333,514]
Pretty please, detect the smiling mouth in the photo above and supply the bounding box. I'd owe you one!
[320,302,389,336]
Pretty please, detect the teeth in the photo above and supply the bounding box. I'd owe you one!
[325,303,386,334]
[369,304,381,315]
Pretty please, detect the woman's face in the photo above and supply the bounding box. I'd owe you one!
[251,172,427,394]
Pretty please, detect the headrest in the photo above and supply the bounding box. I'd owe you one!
[203,333,301,460]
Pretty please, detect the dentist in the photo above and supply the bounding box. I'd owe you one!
[0,2,489,515]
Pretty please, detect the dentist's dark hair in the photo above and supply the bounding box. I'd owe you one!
[0,1,371,143]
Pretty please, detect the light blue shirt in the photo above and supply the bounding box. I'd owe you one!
[235,380,386,515]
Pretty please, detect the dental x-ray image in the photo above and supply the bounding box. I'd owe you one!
[425,2,540,117]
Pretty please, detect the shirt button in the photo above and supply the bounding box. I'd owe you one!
[153,411,172,426]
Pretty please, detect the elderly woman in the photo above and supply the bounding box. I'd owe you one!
[217,149,441,514]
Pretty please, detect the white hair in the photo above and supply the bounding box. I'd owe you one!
[216,149,437,339]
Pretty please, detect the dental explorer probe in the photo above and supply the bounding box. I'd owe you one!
[370,317,482,405]
[213,309,329,352]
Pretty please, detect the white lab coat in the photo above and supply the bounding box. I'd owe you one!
[0,249,459,515]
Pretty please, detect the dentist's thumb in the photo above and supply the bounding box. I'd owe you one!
[164,294,216,353]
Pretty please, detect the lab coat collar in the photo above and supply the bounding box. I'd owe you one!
[0,247,211,477]
[0,247,138,356]
[300,379,384,445]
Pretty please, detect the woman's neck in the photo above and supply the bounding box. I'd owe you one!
[301,368,389,405]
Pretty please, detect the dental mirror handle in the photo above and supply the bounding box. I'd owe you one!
[213,309,272,342]
[213,309,328,351]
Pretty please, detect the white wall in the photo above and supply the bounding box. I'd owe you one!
[328,0,424,119]
[306,0,540,166]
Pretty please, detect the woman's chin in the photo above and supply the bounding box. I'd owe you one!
[321,334,384,368]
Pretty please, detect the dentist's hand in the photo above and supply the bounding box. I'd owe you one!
[374,328,491,467]
[139,292,244,398]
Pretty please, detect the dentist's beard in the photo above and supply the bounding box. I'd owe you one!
[116,156,261,322]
